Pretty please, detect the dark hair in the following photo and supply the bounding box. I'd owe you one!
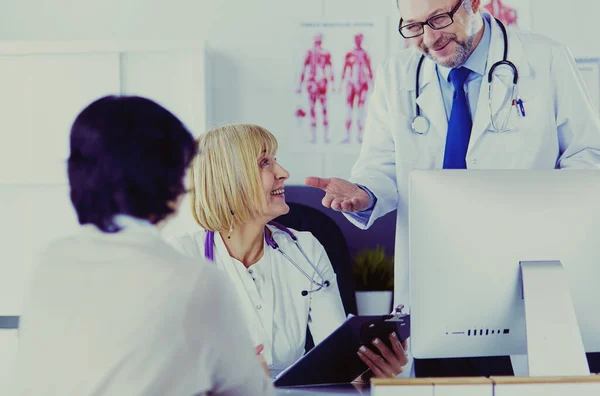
[68,95,197,232]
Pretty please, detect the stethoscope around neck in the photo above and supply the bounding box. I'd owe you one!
[411,17,519,135]
[204,221,330,296]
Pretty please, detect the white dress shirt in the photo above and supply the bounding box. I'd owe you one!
[170,224,347,377]
[11,215,273,396]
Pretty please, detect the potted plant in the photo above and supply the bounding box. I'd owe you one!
[352,245,394,315]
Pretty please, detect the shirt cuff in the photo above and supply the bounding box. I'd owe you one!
[345,184,377,224]
[357,184,377,210]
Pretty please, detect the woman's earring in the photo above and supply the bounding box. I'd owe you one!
[227,211,234,239]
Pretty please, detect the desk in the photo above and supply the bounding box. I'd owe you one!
[276,383,370,395]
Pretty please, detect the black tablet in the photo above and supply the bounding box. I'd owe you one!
[273,313,410,387]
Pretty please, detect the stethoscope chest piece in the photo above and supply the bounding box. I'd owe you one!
[412,115,430,134]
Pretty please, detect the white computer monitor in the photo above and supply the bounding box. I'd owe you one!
[409,170,600,376]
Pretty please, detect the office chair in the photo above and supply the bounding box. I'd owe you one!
[275,202,357,351]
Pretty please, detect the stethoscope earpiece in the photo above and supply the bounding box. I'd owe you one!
[301,280,330,297]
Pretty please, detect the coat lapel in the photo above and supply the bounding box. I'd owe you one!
[469,18,533,153]
[415,57,448,142]
[213,233,275,363]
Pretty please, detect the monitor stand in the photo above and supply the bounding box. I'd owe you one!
[520,260,590,376]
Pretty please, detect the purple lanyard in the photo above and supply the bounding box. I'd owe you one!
[204,221,296,261]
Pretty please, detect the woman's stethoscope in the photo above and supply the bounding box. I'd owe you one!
[204,221,330,296]
[411,17,520,135]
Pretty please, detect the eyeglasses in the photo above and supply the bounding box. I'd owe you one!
[398,0,465,39]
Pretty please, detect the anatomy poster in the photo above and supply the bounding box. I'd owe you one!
[482,0,533,30]
[291,21,386,153]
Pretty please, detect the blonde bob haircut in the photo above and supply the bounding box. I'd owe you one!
[189,124,278,232]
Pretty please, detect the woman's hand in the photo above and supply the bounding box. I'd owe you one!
[255,344,270,377]
[356,332,408,377]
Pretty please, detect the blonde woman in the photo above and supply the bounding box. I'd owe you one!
[170,124,408,379]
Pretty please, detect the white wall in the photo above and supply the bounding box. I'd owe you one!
[0,42,208,391]
[0,0,598,388]
[530,0,600,59]
[1,0,598,183]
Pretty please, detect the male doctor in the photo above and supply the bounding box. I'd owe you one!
[306,0,600,377]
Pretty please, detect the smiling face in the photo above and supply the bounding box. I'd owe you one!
[190,124,289,233]
[398,0,482,68]
[259,153,290,222]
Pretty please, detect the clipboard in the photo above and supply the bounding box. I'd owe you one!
[273,312,410,387]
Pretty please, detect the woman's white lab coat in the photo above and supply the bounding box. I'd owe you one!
[346,17,600,310]
[170,224,347,375]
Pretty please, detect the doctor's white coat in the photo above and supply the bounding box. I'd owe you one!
[346,18,600,311]
[169,224,347,375]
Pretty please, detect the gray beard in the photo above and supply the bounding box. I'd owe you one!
[423,33,477,68]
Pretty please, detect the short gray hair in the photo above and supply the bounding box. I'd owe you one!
[464,0,474,14]
[396,0,475,13]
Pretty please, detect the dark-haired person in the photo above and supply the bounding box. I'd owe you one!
[11,96,273,396]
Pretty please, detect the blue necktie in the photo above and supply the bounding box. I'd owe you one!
[443,67,472,169]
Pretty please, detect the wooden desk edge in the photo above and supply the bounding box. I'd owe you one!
[490,375,600,384]
[372,375,600,386]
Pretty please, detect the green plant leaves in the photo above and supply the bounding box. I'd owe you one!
[352,245,394,291]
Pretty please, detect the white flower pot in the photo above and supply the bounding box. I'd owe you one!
[355,291,393,316]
